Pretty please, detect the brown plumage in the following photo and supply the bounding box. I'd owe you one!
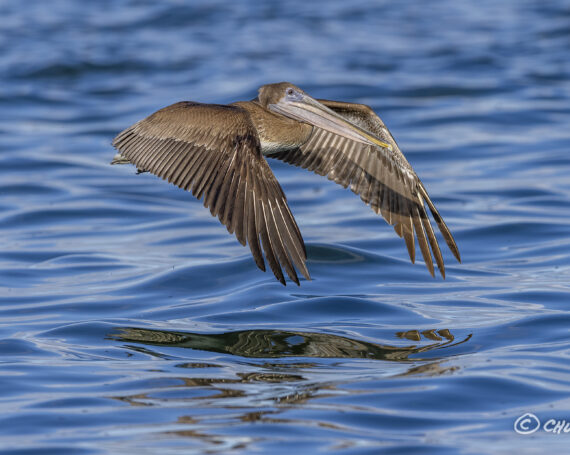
[112,82,460,285]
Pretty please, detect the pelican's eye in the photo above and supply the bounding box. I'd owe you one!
[283,87,302,103]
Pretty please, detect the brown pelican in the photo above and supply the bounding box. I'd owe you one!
[112,82,460,285]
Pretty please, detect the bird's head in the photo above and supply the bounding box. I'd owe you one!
[257,82,393,151]
[258,82,305,107]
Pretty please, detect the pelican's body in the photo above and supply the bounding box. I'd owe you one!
[112,82,460,285]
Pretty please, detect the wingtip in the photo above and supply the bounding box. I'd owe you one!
[291,268,311,286]
[299,264,311,282]
[454,248,462,263]
[418,184,461,265]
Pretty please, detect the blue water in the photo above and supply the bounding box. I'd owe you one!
[1,1,570,453]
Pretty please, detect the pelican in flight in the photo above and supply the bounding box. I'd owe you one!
[112,82,460,285]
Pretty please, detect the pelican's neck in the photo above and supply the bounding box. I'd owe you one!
[233,101,312,156]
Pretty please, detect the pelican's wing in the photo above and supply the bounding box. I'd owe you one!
[267,100,460,278]
[112,102,309,285]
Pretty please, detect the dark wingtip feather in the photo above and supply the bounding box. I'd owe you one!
[419,184,461,264]
[417,198,445,279]
[301,267,311,282]
[401,200,416,264]
[412,205,435,277]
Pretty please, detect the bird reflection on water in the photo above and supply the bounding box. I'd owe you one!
[108,327,471,445]
[111,327,471,362]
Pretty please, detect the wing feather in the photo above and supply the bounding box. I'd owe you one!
[112,101,308,285]
[418,197,445,278]
[411,204,435,277]
[267,99,459,277]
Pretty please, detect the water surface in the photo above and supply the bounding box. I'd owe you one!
[1,1,570,453]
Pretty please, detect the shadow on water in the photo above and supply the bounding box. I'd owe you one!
[110,327,472,362]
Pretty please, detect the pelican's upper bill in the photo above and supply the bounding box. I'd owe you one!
[111,82,460,285]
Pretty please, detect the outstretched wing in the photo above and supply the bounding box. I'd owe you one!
[267,99,460,278]
[112,101,309,285]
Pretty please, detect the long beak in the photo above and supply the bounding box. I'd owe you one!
[269,95,393,151]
